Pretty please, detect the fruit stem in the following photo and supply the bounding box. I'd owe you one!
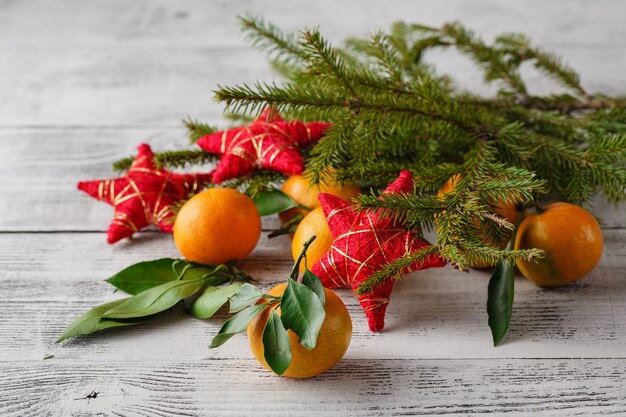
[289,235,317,281]
[531,193,545,214]
[267,214,303,239]
[226,261,255,283]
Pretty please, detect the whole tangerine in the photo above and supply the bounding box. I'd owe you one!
[515,202,603,286]
[247,282,352,378]
[173,188,261,265]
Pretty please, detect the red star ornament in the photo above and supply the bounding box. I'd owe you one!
[311,170,447,332]
[196,109,331,183]
[77,144,213,244]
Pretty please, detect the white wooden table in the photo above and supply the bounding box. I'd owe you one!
[1,1,625,415]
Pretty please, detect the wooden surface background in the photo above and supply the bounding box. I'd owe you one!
[1,1,625,415]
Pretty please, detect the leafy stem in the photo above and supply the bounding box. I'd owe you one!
[289,235,317,280]
[486,207,534,346]
[209,236,327,375]
[57,258,256,342]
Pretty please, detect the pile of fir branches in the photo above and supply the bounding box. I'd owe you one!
[115,16,626,292]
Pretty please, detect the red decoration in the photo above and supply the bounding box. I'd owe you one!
[197,109,331,183]
[311,170,447,332]
[77,144,212,244]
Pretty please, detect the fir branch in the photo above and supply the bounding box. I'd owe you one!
[243,171,287,197]
[183,119,217,144]
[523,96,626,113]
[440,22,528,97]
[239,14,306,63]
[223,112,254,123]
[356,245,440,295]
[306,116,354,184]
[355,192,442,231]
[112,149,217,172]
[346,31,405,87]
[301,28,360,97]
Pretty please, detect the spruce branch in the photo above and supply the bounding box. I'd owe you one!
[300,28,360,97]
[183,118,217,143]
[112,149,217,172]
[208,17,626,283]
[239,14,306,63]
[356,245,439,295]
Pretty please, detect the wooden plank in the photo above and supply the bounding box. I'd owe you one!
[0,128,623,231]
[1,358,625,416]
[0,127,284,231]
[1,230,625,362]
[0,45,623,127]
[1,1,625,127]
[1,0,625,48]
[1,1,625,415]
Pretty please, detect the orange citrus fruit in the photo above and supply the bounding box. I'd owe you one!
[173,188,261,265]
[279,173,360,226]
[291,207,333,272]
[247,282,352,378]
[514,202,603,286]
[437,175,521,268]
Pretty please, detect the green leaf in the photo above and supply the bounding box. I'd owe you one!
[262,309,292,375]
[487,208,527,346]
[190,283,243,319]
[229,283,263,313]
[280,278,325,350]
[56,299,145,343]
[103,276,208,319]
[302,269,326,305]
[105,258,219,295]
[209,303,269,348]
[487,258,515,346]
[106,258,179,295]
[252,188,297,216]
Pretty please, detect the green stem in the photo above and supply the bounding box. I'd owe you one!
[289,235,317,281]
[226,261,255,283]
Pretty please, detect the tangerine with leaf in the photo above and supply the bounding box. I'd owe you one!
[209,236,352,378]
[247,281,352,378]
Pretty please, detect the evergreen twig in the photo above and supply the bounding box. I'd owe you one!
[113,149,217,172]
[183,18,626,293]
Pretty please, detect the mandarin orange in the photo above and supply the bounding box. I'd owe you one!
[515,202,603,286]
[247,282,352,378]
[173,188,261,265]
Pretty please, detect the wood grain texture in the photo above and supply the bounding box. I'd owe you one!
[0,128,283,231]
[2,0,625,48]
[1,1,625,126]
[0,44,622,127]
[1,359,625,417]
[1,231,624,363]
[2,0,626,415]
[0,128,624,231]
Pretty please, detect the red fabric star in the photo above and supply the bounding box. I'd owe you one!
[77,144,213,244]
[311,171,447,332]
[196,109,331,183]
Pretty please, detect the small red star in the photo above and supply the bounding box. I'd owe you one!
[77,144,213,244]
[311,171,447,332]
[196,109,331,183]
